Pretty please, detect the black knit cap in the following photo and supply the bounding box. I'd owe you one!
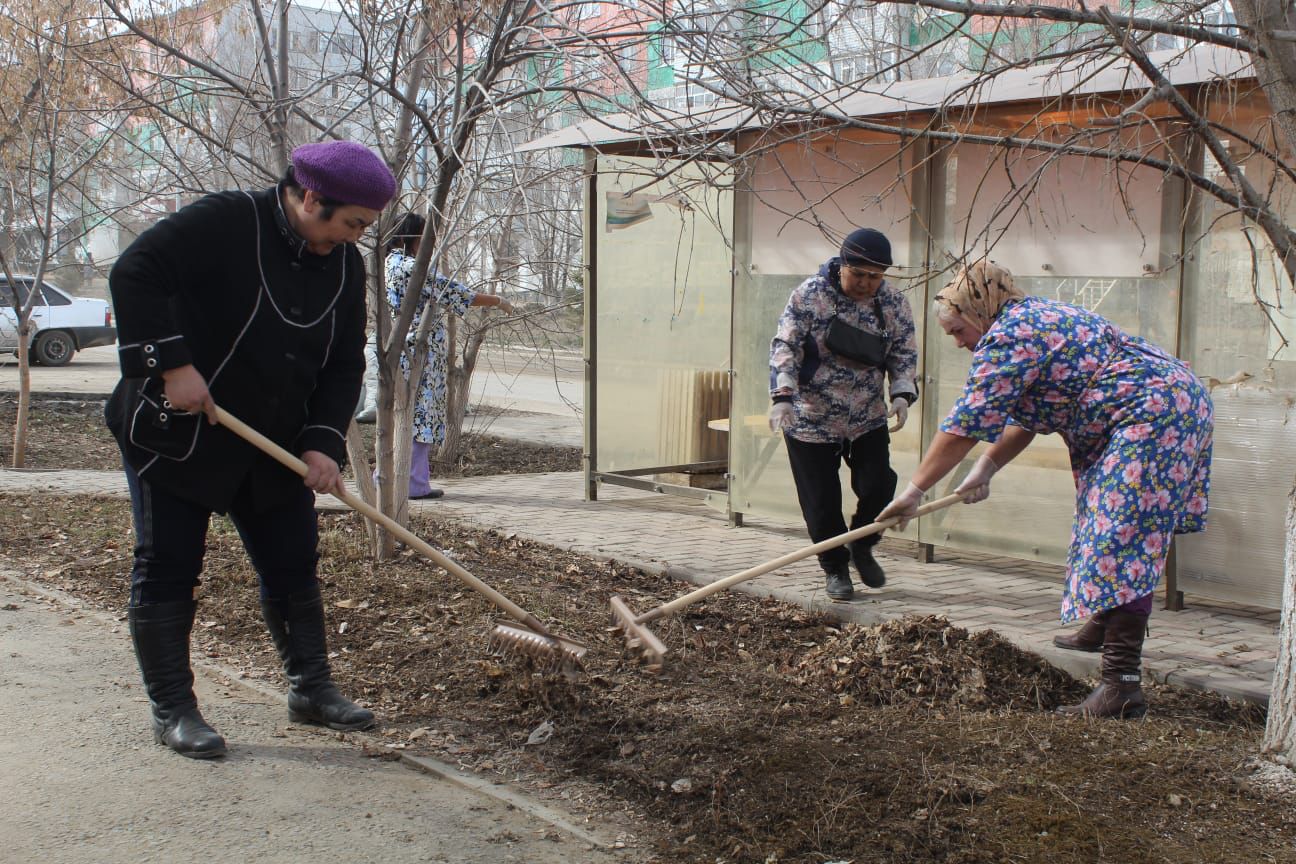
[840,227,892,268]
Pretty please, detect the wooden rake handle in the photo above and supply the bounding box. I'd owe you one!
[213,405,553,637]
[641,492,965,625]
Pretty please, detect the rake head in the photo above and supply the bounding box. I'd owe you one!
[610,595,668,672]
[489,622,587,678]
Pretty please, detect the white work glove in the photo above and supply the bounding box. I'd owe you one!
[768,402,794,433]
[887,396,910,433]
[877,482,925,531]
[954,453,999,504]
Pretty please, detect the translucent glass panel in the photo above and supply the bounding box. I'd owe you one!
[731,133,925,526]
[1175,96,1296,609]
[592,156,733,474]
[731,272,803,518]
[923,142,1183,564]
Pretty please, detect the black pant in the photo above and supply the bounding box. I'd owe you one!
[784,426,898,571]
[124,463,320,606]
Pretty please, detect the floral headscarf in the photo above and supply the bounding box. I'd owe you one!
[935,260,1024,332]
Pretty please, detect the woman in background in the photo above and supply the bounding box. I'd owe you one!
[384,213,513,499]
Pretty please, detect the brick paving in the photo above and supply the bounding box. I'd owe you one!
[0,465,1278,706]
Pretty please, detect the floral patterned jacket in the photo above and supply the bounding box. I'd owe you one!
[769,258,919,443]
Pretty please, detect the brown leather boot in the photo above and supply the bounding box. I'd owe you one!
[1056,608,1148,720]
[1053,609,1108,653]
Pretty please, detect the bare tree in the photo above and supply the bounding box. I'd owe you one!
[83,0,659,556]
[0,0,145,466]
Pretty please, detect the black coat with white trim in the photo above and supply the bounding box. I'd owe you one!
[105,185,366,513]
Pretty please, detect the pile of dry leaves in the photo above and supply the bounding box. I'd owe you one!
[787,615,1086,711]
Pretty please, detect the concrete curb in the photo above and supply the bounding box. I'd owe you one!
[0,389,110,401]
[398,753,616,850]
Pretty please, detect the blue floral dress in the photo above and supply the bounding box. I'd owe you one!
[940,297,1213,623]
[384,251,476,446]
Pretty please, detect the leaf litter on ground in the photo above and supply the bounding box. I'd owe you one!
[0,398,1290,863]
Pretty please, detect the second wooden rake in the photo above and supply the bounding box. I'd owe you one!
[611,493,964,671]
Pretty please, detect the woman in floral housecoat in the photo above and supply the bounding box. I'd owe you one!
[878,260,1212,719]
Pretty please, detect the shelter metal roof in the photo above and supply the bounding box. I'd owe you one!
[517,44,1252,153]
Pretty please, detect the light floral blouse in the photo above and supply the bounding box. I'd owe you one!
[385,250,475,446]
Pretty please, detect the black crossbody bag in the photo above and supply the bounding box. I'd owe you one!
[825,294,889,368]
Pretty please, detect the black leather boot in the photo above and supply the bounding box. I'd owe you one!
[1053,609,1108,653]
[261,585,376,731]
[849,541,887,589]
[824,560,854,601]
[1057,608,1148,720]
[129,601,227,759]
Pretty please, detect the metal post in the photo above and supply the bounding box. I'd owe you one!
[1164,538,1184,611]
[583,150,598,502]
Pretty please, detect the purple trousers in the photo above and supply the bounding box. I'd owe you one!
[1119,593,1154,617]
[409,440,433,497]
[372,440,438,498]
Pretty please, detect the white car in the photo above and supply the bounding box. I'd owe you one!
[0,275,117,367]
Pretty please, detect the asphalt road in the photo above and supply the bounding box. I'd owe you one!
[0,344,584,418]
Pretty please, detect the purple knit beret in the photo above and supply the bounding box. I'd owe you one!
[290,140,396,211]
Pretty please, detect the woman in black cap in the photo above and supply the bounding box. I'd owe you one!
[769,227,919,601]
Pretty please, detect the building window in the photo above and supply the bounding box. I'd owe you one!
[655,33,675,67]
[832,56,863,83]
[328,33,359,56]
[292,30,317,53]
[617,40,638,72]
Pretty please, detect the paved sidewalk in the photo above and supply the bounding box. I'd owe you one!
[0,467,1277,705]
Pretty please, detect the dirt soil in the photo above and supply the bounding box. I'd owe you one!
[1,400,1294,862]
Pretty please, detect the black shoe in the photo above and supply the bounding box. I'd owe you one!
[130,601,228,759]
[261,586,377,732]
[354,408,376,424]
[850,541,886,589]
[824,563,854,601]
[154,707,228,759]
[411,488,444,500]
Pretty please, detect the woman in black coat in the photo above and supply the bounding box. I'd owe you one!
[106,140,395,758]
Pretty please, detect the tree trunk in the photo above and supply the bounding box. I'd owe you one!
[11,322,31,468]
[344,422,378,548]
[439,337,479,468]
[374,329,428,560]
[374,360,415,562]
[1233,0,1296,158]
[1232,0,1296,282]
[1263,486,1296,761]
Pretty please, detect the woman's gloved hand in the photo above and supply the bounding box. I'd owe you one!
[877,482,925,531]
[887,397,909,433]
[954,453,999,504]
[768,402,795,433]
